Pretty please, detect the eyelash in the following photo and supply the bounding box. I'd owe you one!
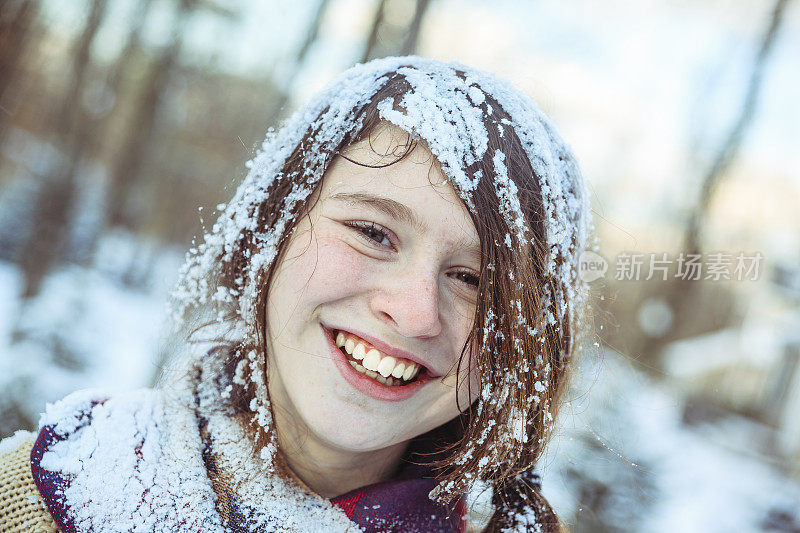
[452,271,480,287]
[343,221,480,288]
[345,220,393,248]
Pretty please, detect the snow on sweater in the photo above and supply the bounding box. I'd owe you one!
[29,383,466,532]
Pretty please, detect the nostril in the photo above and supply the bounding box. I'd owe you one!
[377,311,396,327]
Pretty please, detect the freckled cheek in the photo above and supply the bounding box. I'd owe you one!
[268,236,370,336]
[298,237,374,299]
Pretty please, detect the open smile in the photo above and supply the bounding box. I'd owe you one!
[321,325,433,402]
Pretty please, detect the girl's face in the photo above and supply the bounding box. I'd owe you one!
[265,123,482,454]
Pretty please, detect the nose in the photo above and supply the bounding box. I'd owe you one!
[370,266,442,338]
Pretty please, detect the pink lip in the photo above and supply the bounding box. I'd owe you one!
[321,325,431,402]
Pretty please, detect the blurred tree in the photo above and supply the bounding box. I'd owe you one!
[682,0,791,258]
[70,0,155,256]
[293,0,331,77]
[105,0,191,232]
[105,0,234,232]
[362,0,432,62]
[362,0,388,63]
[267,0,331,124]
[16,0,109,300]
[399,0,430,56]
[0,0,39,150]
[663,0,791,356]
[107,0,154,93]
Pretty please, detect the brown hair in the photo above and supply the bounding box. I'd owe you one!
[199,68,584,532]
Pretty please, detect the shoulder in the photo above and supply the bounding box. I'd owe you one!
[0,430,59,533]
[34,387,170,453]
[30,388,170,532]
[27,387,221,531]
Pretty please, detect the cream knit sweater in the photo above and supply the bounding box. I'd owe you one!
[0,432,59,533]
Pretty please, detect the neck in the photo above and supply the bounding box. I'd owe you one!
[273,408,409,498]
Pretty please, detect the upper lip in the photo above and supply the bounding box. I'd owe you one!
[323,323,440,377]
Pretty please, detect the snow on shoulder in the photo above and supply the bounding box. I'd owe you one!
[33,388,224,531]
[0,429,36,457]
[30,380,359,532]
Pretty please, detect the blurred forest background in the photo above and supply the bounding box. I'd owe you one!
[1,0,799,531]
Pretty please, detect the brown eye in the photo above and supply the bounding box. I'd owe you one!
[360,227,389,245]
[345,221,393,248]
[453,271,480,287]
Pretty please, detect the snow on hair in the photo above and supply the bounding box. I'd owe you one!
[169,56,592,530]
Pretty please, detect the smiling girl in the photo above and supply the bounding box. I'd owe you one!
[0,57,592,532]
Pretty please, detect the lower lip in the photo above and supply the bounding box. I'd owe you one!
[322,325,429,402]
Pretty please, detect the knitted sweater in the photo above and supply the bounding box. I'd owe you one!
[0,432,58,533]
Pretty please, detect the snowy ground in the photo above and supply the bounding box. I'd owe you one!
[1,249,798,531]
[0,234,181,437]
[542,351,800,532]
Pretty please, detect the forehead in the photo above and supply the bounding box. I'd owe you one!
[320,123,479,250]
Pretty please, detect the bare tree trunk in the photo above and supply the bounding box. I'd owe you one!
[294,0,330,68]
[17,0,108,300]
[682,0,790,257]
[105,0,234,231]
[53,0,108,140]
[361,0,388,63]
[399,0,431,56]
[0,0,39,149]
[106,0,154,97]
[663,0,791,348]
[265,0,331,125]
[105,3,189,231]
[69,0,154,258]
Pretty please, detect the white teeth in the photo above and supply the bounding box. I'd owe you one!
[352,343,366,360]
[377,356,396,377]
[337,330,425,386]
[344,337,355,354]
[402,363,418,381]
[362,349,381,371]
[391,362,405,379]
[352,361,397,386]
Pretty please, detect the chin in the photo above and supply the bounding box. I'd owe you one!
[299,397,410,452]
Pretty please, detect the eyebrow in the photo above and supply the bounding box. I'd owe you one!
[328,191,427,233]
[328,191,481,258]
